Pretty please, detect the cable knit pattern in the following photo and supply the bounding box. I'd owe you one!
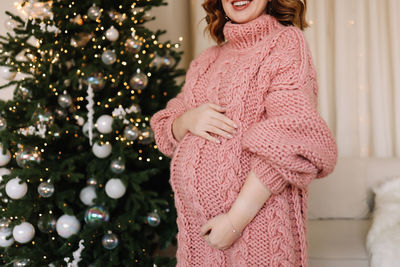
[150,13,338,267]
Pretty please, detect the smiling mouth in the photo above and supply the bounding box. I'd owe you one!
[232,0,252,8]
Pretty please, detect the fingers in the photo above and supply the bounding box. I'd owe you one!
[207,103,227,113]
[209,110,238,132]
[206,124,233,139]
[200,222,212,236]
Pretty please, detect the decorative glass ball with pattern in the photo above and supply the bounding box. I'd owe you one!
[0,217,11,230]
[87,73,105,91]
[123,125,139,141]
[129,72,148,90]
[138,126,154,144]
[87,4,101,20]
[102,231,118,250]
[32,108,54,127]
[124,38,142,54]
[146,211,161,227]
[0,116,7,131]
[12,258,31,267]
[16,86,33,100]
[58,91,73,108]
[37,181,54,198]
[37,214,56,233]
[84,205,110,226]
[16,146,42,168]
[110,158,125,174]
[101,50,117,65]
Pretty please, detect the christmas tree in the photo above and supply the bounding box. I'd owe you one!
[0,0,185,266]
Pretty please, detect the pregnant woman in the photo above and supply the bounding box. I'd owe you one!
[150,0,338,266]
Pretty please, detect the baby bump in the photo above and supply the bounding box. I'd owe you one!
[171,132,244,219]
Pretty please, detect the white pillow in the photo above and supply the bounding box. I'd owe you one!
[307,157,371,219]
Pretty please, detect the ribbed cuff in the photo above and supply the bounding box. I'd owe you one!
[250,155,288,195]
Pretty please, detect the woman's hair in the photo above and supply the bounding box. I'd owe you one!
[202,0,309,45]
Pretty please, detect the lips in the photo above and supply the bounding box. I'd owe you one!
[231,0,253,10]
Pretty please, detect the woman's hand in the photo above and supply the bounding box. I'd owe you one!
[199,213,241,250]
[173,103,238,144]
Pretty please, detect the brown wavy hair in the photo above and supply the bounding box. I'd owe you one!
[202,0,309,45]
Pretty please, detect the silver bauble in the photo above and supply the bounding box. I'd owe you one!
[37,214,56,233]
[102,232,118,250]
[146,211,161,227]
[101,50,117,65]
[138,126,154,145]
[37,181,54,198]
[0,217,11,230]
[13,259,31,267]
[123,125,139,141]
[110,158,125,174]
[0,116,6,131]
[129,72,148,90]
[58,92,73,108]
[124,38,142,54]
[87,4,101,20]
[16,146,42,168]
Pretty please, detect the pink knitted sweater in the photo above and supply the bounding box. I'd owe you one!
[150,13,338,267]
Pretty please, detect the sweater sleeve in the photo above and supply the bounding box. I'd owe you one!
[150,53,203,158]
[241,28,338,195]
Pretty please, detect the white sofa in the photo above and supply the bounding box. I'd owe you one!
[307,157,400,267]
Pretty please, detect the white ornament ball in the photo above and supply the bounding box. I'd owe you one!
[5,177,27,200]
[92,142,112,158]
[0,228,14,247]
[56,215,80,238]
[13,222,35,243]
[0,168,11,183]
[95,115,113,134]
[0,66,17,80]
[105,26,119,41]
[79,186,97,206]
[105,178,126,199]
[0,147,11,166]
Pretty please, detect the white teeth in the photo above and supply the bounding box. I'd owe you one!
[233,1,250,7]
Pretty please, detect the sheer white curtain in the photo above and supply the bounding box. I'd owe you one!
[188,0,400,158]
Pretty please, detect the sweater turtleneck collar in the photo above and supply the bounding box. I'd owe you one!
[223,13,279,50]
